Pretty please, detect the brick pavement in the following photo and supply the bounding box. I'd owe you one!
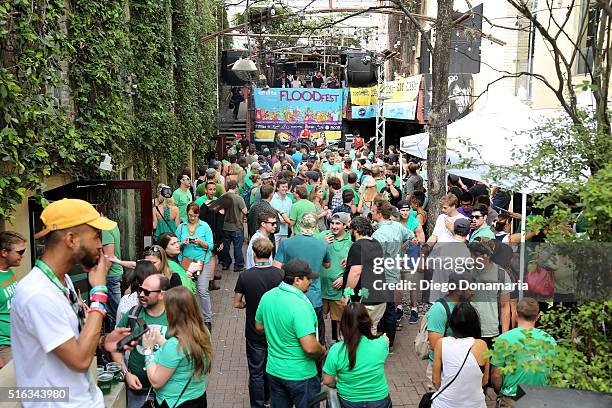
[206,255,496,407]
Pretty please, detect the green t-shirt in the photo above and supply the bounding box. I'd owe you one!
[376,179,386,193]
[154,337,206,407]
[194,196,217,209]
[287,192,297,203]
[426,300,456,363]
[255,282,318,380]
[323,163,342,174]
[172,188,193,223]
[102,225,123,278]
[316,230,352,300]
[490,328,557,397]
[323,336,389,402]
[469,225,495,242]
[471,264,512,337]
[118,308,169,390]
[340,185,360,205]
[289,199,317,234]
[196,183,223,200]
[168,260,196,294]
[244,171,254,188]
[0,269,17,346]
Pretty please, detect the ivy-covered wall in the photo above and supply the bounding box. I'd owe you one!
[0,0,224,218]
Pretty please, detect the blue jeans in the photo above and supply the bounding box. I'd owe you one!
[196,262,213,323]
[127,389,154,408]
[269,374,320,408]
[246,339,269,408]
[338,395,392,408]
[382,302,402,347]
[220,229,244,270]
[106,275,122,330]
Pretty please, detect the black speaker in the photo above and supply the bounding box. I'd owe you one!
[343,51,376,86]
[222,50,248,86]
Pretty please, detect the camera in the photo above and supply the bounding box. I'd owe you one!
[160,185,172,198]
[188,238,196,244]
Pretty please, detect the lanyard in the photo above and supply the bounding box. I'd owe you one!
[35,259,85,331]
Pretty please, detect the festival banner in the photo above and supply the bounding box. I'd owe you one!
[383,74,422,120]
[253,88,344,142]
[350,86,377,119]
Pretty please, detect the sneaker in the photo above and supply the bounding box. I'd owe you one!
[389,345,395,354]
[221,265,230,271]
[408,309,419,324]
[234,267,245,273]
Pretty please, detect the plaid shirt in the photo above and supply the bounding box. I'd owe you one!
[330,190,343,212]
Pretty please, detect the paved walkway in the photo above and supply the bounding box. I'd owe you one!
[206,265,431,408]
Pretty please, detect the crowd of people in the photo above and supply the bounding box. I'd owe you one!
[0,135,569,408]
[272,70,341,89]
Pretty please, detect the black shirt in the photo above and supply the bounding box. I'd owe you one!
[342,238,385,305]
[312,76,324,88]
[468,183,489,199]
[234,266,284,341]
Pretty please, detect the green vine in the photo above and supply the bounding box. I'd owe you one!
[1,0,76,218]
[0,0,223,219]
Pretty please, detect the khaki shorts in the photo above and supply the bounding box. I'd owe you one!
[323,299,345,321]
[365,303,386,335]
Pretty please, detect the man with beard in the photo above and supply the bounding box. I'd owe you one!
[113,274,171,408]
[10,199,128,407]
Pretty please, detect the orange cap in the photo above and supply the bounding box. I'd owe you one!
[35,199,117,239]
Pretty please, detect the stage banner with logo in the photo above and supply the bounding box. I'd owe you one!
[350,86,377,119]
[383,74,422,120]
[253,87,343,142]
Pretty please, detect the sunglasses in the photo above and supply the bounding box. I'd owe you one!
[144,245,161,253]
[469,215,483,220]
[14,249,26,256]
[137,286,162,296]
[264,221,277,225]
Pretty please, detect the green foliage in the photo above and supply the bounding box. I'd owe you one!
[538,302,612,392]
[580,161,612,240]
[1,0,223,218]
[68,0,133,164]
[486,304,611,393]
[1,0,78,218]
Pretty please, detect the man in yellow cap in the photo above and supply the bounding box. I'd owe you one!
[10,198,132,407]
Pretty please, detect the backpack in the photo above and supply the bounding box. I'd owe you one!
[414,298,451,360]
[242,185,253,208]
[127,304,143,330]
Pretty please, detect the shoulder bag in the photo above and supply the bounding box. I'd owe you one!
[418,345,473,408]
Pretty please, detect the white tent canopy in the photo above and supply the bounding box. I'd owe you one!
[399,94,553,193]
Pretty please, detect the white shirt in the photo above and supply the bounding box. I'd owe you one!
[245,231,272,269]
[432,213,468,243]
[11,267,104,408]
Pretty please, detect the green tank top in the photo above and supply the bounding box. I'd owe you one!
[168,260,197,294]
[154,205,174,240]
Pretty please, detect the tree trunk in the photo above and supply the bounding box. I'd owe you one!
[426,0,453,235]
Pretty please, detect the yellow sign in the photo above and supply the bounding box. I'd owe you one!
[384,75,422,103]
[350,86,378,106]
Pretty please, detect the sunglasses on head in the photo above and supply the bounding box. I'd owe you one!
[137,286,162,296]
[144,245,161,253]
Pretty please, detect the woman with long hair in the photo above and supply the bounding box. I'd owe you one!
[157,232,196,294]
[323,303,392,408]
[142,286,213,407]
[357,178,379,219]
[430,302,489,408]
[175,203,214,329]
[153,184,181,242]
[143,245,174,281]
[308,184,329,231]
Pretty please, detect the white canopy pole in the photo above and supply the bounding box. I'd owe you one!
[519,192,527,300]
[399,151,404,195]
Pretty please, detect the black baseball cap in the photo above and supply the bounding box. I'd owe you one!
[282,259,319,280]
[454,218,470,236]
[397,200,411,209]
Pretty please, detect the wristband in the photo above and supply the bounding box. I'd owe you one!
[90,292,108,303]
[89,301,107,316]
[90,286,108,296]
[88,307,107,317]
[144,356,155,367]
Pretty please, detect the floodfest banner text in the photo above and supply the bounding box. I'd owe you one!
[254,88,343,142]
